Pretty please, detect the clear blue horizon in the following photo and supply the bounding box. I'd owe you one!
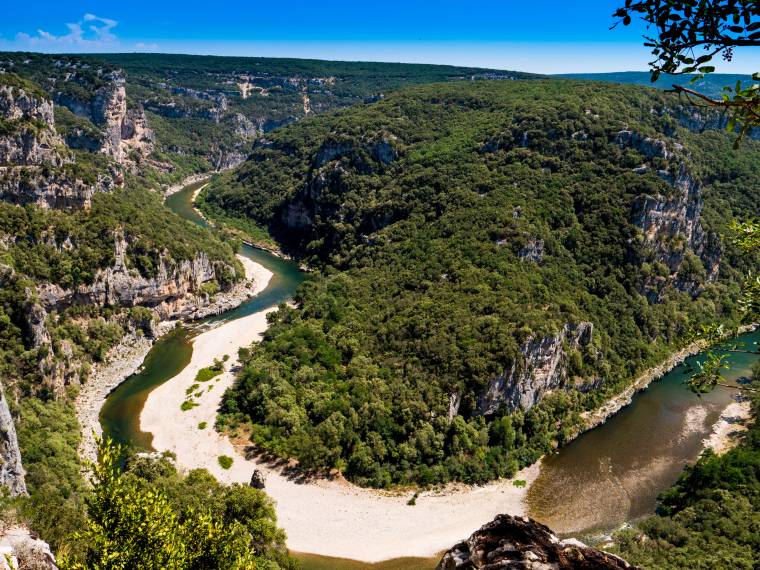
[1,1,758,74]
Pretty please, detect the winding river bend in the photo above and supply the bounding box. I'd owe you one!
[100,178,758,567]
[100,180,306,449]
[528,329,759,539]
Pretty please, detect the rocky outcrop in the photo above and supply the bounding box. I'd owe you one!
[145,91,228,124]
[0,80,64,167]
[25,292,79,395]
[56,71,154,165]
[213,150,247,171]
[0,167,117,209]
[614,130,676,160]
[631,165,721,299]
[0,384,27,497]
[478,322,593,414]
[249,469,266,489]
[314,137,397,169]
[673,106,760,140]
[618,125,721,299]
[120,106,155,160]
[233,113,259,140]
[36,230,225,318]
[437,515,635,570]
[518,238,544,263]
[0,526,58,569]
[279,137,398,237]
[0,74,119,209]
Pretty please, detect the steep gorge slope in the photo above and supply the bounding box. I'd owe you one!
[0,63,249,553]
[206,80,760,486]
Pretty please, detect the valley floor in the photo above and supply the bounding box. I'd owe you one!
[138,254,540,562]
[100,251,753,563]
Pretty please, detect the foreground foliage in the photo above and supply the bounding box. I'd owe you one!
[60,438,295,570]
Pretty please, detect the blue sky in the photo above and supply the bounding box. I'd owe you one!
[1,1,758,73]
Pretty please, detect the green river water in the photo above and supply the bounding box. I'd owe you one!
[100,180,306,449]
[99,179,759,569]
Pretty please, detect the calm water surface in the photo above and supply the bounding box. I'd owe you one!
[528,329,760,538]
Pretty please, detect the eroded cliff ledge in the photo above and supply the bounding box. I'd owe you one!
[478,322,594,415]
[0,73,119,208]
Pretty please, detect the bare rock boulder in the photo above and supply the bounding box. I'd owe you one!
[437,514,636,570]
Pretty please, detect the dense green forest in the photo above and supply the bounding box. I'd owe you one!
[1,51,537,563]
[206,80,760,486]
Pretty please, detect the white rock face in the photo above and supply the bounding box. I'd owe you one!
[478,322,593,414]
[0,83,64,167]
[56,70,154,166]
[0,384,26,497]
[36,230,218,315]
[0,526,58,570]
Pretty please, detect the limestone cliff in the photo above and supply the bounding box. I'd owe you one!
[673,105,760,140]
[35,229,227,319]
[437,515,635,570]
[631,166,721,299]
[24,293,79,395]
[55,70,154,166]
[0,384,27,497]
[0,167,118,209]
[478,323,594,414]
[0,74,118,208]
[620,131,722,299]
[0,80,64,167]
[0,526,57,570]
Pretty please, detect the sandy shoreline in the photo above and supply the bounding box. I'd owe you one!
[703,399,753,454]
[139,254,537,562]
[76,253,267,463]
[579,323,758,439]
[135,275,758,562]
[163,173,211,197]
[76,320,177,463]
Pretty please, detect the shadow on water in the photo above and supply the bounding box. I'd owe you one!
[528,329,760,538]
[100,179,306,451]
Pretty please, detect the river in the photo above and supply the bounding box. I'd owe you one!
[100,179,306,450]
[99,178,758,568]
[527,329,759,539]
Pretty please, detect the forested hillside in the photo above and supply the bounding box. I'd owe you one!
[558,72,756,99]
[0,51,538,565]
[206,80,760,486]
